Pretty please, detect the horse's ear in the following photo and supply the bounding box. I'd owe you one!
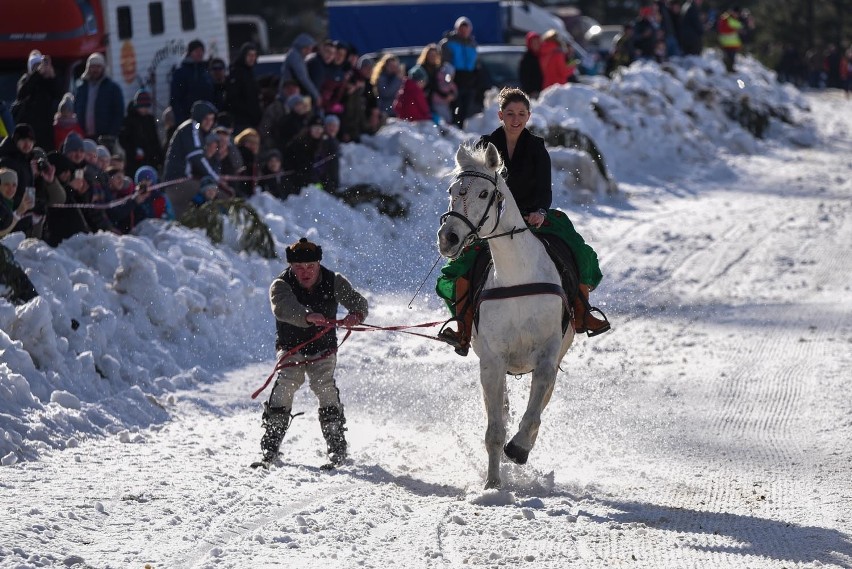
[455,144,473,167]
[484,143,502,171]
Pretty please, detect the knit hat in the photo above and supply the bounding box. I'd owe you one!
[28,50,44,73]
[204,132,220,146]
[409,64,428,83]
[58,92,75,114]
[12,123,36,142]
[291,33,316,51]
[0,168,18,186]
[83,138,98,154]
[323,114,340,126]
[47,151,75,176]
[133,89,153,109]
[187,39,205,55]
[96,145,111,160]
[308,115,324,127]
[134,165,159,185]
[199,176,218,191]
[455,16,472,30]
[83,53,106,79]
[263,148,282,162]
[63,132,85,154]
[190,100,218,123]
[286,94,307,110]
[286,238,323,263]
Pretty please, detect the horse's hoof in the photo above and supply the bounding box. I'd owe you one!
[504,441,529,465]
[485,478,502,490]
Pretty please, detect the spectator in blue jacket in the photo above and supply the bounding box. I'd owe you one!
[280,33,321,107]
[439,16,479,128]
[170,39,216,125]
[74,53,125,140]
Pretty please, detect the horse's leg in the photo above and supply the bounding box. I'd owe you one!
[505,359,558,465]
[480,358,507,489]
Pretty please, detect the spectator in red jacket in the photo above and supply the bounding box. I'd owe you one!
[393,65,432,122]
[538,29,573,89]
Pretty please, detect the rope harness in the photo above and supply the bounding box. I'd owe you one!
[250,318,447,399]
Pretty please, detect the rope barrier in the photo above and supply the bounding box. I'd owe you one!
[46,154,335,211]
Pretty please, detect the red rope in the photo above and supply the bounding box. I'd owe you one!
[250,318,447,399]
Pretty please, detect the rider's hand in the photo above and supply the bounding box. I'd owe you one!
[306,313,329,326]
[525,210,546,228]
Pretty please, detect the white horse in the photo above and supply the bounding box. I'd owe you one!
[437,143,575,489]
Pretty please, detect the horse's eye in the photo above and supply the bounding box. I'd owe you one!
[479,190,489,199]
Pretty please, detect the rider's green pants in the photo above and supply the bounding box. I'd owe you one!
[436,209,603,316]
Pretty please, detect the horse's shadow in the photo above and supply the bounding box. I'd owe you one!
[577,495,852,567]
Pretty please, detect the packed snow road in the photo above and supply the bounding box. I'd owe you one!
[1,92,851,568]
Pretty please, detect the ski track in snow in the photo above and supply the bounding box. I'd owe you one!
[2,91,852,568]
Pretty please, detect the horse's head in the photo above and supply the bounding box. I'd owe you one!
[437,143,506,259]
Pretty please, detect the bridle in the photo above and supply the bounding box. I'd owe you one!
[440,170,527,251]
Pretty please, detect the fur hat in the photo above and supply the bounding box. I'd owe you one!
[0,168,18,186]
[12,123,36,142]
[286,238,323,263]
[134,165,159,185]
[63,132,85,154]
[27,50,44,73]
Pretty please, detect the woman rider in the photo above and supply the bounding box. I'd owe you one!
[437,87,610,355]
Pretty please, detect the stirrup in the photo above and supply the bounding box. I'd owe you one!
[584,306,611,337]
[437,326,469,356]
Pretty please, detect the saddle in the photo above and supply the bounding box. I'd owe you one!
[463,234,579,336]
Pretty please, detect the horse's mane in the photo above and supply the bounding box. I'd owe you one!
[452,142,506,178]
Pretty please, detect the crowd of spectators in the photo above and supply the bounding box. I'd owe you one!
[1,7,849,260]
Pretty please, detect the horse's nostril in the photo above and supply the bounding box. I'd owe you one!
[447,233,459,245]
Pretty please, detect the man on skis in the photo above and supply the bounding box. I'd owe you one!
[255,237,368,468]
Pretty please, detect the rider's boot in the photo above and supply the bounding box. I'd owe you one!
[259,404,294,463]
[572,284,611,337]
[438,276,472,356]
[318,405,348,466]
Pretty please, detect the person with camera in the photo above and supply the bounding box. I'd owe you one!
[0,124,64,238]
[12,51,63,151]
[0,168,35,238]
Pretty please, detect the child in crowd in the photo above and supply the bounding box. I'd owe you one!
[53,93,84,151]
[393,65,431,122]
[192,175,220,207]
[431,62,458,124]
[259,149,289,199]
[134,166,175,221]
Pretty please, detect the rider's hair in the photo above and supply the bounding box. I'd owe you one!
[497,87,531,111]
